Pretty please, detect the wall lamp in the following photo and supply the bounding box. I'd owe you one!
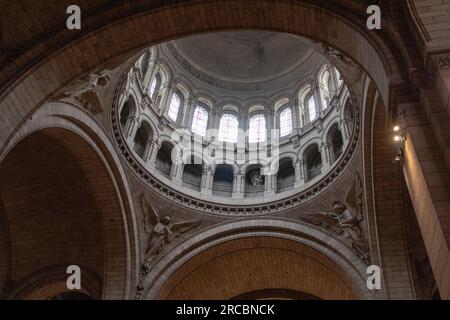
[391,122,406,163]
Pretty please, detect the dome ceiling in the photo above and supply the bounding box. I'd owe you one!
[169,30,314,84]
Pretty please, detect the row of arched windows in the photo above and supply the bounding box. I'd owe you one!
[146,65,344,142]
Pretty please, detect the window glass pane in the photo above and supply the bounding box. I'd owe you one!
[279,107,292,137]
[308,96,316,122]
[322,91,330,110]
[218,114,239,143]
[248,114,266,143]
[191,106,208,136]
[168,93,181,122]
[149,75,160,99]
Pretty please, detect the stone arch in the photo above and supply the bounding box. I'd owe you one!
[297,137,323,158]
[137,49,151,79]
[141,219,370,300]
[155,141,175,179]
[321,117,342,143]
[269,151,297,174]
[273,96,291,113]
[303,143,322,182]
[327,123,344,163]
[212,164,235,198]
[137,114,159,141]
[276,157,296,193]
[133,120,153,158]
[298,83,316,126]
[0,102,139,299]
[119,95,138,129]
[212,159,239,174]
[182,155,204,192]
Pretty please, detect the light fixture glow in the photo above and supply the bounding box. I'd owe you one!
[393,125,400,132]
[394,135,401,142]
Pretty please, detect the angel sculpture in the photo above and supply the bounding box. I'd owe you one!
[140,194,201,275]
[52,71,109,114]
[299,175,370,264]
[251,171,264,186]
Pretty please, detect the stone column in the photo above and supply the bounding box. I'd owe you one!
[159,82,174,116]
[320,142,332,170]
[292,97,301,132]
[266,109,274,144]
[232,173,245,199]
[313,82,323,119]
[201,168,213,195]
[265,174,276,196]
[181,97,195,128]
[236,112,247,167]
[294,159,306,188]
[124,116,139,142]
[170,161,184,186]
[328,65,338,96]
[207,109,220,141]
[144,58,158,90]
[339,119,351,145]
[145,140,160,168]
[400,99,450,299]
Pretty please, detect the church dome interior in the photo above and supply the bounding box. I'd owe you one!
[116,31,358,211]
[1,0,449,302]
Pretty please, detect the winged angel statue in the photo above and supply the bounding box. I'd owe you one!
[299,175,370,264]
[140,194,201,275]
[52,71,110,114]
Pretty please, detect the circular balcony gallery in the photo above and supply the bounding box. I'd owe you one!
[113,31,358,212]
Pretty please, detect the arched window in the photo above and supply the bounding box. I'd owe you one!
[320,70,332,110]
[279,107,293,137]
[168,92,182,122]
[218,114,239,143]
[308,95,316,122]
[248,114,266,143]
[149,73,161,101]
[191,105,209,136]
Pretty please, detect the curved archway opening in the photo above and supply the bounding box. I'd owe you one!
[155,141,174,178]
[0,128,130,299]
[152,236,357,300]
[212,164,234,198]
[182,157,204,192]
[276,158,295,193]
